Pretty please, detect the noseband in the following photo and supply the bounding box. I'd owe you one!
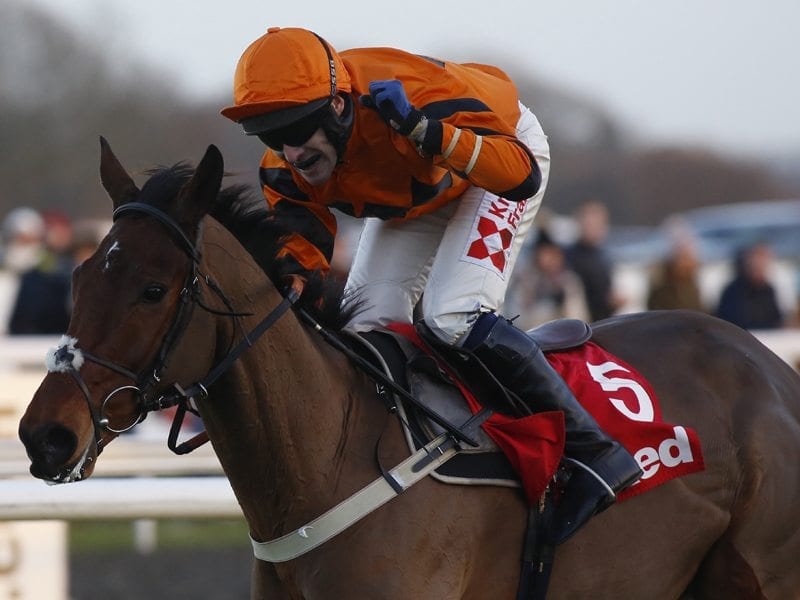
[57,201,300,455]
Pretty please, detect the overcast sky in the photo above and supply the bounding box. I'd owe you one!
[27,0,800,157]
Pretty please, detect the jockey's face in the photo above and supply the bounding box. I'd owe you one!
[265,95,345,187]
[279,128,339,186]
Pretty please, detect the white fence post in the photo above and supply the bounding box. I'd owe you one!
[1,338,68,600]
[0,521,67,600]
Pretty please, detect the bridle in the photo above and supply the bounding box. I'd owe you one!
[57,201,301,455]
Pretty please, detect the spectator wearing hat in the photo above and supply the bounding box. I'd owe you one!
[0,207,46,333]
[7,209,76,334]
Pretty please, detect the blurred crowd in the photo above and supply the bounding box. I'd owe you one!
[505,199,795,332]
[0,200,795,337]
[0,207,104,335]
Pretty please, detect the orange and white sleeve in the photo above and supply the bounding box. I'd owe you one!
[422,119,541,202]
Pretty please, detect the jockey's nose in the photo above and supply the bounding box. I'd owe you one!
[282,145,305,162]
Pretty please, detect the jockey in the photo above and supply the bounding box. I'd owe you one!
[222,26,642,538]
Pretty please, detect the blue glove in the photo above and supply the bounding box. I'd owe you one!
[360,80,427,140]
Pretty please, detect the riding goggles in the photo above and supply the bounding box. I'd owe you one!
[257,106,329,151]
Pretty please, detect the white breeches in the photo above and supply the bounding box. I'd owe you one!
[344,103,550,346]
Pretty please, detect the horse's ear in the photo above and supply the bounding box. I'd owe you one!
[176,144,224,227]
[99,136,140,210]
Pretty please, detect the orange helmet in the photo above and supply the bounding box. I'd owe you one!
[220,27,351,133]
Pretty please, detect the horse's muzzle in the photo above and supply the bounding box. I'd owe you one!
[18,420,93,483]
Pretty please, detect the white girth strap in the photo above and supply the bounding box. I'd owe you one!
[250,431,459,562]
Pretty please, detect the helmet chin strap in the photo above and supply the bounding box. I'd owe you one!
[310,30,339,98]
[324,94,354,164]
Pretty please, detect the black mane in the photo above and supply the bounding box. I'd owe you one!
[140,163,354,331]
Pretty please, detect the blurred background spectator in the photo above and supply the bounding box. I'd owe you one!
[5,210,103,335]
[0,207,46,334]
[646,235,706,312]
[505,229,589,329]
[565,200,625,322]
[0,207,45,274]
[7,209,74,334]
[39,210,75,272]
[70,220,104,265]
[714,241,784,330]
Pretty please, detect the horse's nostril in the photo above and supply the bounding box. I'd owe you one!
[20,423,78,472]
[44,426,78,461]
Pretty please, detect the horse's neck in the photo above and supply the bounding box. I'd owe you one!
[197,233,381,539]
[212,311,379,538]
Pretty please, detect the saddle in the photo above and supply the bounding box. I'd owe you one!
[340,318,703,599]
[346,319,591,488]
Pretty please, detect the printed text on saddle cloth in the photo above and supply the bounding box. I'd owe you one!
[546,342,705,501]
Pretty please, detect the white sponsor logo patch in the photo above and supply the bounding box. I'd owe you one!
[461,197,527,277]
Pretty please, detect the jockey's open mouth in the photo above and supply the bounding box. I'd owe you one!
[292,153,321,171]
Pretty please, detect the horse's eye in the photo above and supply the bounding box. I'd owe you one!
[142,285,167,303]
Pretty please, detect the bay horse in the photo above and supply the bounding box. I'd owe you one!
[19,140,800,599]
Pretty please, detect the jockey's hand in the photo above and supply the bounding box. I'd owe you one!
[360,80,428,142]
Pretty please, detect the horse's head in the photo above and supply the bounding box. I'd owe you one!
[18,138,224,482]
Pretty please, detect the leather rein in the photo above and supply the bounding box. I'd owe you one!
[58,202,301,455]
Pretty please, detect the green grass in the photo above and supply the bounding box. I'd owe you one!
[70,518,250,553]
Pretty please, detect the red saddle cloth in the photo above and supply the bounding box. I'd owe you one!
[388,323,705,504]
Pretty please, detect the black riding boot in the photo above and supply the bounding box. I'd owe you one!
[426,313,643,543]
